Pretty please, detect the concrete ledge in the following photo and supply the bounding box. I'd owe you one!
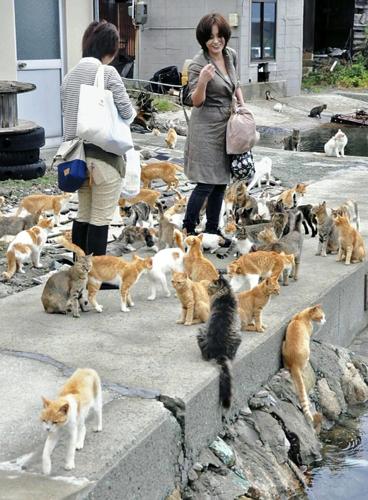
[1,170,368,498]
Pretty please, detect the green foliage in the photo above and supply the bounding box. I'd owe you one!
[152,98,177,112]
[302,57,368,90]
[0,172,57,190]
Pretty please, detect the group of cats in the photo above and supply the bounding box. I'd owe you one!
[284,127,348,157]
[1,168,366,476]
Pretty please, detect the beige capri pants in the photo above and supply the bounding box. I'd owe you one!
[77,157,122,226]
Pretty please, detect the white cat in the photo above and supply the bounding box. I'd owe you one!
[147,247,185,300]
[273,103,283,113]
[2,218,54,280]
[324,129,348,157]
[201,233,225,253]
[41,368,102,475]
[247,157,272,192]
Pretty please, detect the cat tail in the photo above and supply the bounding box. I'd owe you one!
[290,366,313,424]
[2,250,17,280]
[173,229,184,252]
[217,356,233,409]
[56,236,86,257]
[171,162,184,172]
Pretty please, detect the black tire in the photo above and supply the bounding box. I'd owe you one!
[0,149,40,166]
[0,160,46,181]
[0,127,45,152]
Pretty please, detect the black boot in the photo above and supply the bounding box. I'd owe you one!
[71,220,89,260]
[86,225,118,289]
[86,224,109,256]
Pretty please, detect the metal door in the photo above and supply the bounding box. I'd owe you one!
[15,0,64,146]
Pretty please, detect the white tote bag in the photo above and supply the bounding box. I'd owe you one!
[77,64,134,155]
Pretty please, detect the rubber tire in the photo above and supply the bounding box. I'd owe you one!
[0,127,45,152]
[0,149,40,166]
[0,160,46,181]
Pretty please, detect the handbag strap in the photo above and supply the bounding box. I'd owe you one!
[94,65,105,89]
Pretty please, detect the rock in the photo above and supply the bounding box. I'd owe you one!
[209,437,235,467]
[251,411,289,464]
[198,448,222,469]
[317,378,342,420]
[341,362,368,405]
[188,469,198,483]
[166,487,182,500]
[192,462,203,472]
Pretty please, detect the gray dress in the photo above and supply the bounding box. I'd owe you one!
[184,47,239,185]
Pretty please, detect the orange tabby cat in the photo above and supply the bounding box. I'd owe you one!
[282,305,325,427]
[171,271,210,325]
[57,238,152,313]
[165,127,178,149]
[164,190,187,218]
[228,250,294,291]
[119,188,160,209]
[41,368,102,475]
[141,161,184,190]
[2,218,54,280]
[183,234,219,282]
[15,193,70,225]
[278,183,307,208]
[237,277,280,332]
[334,214,365,265]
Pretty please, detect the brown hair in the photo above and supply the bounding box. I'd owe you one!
[82,20,119,60]
[196,13,231,52]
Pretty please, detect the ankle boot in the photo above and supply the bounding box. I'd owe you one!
[86,224,109,256]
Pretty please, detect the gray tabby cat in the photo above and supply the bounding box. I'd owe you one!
[312,201,339,257]
[41,254,93,317]
[283,129,301,151]
[108,226,156,255]
[0,213,40,238]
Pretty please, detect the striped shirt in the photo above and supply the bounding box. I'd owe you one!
[61,57,135,142]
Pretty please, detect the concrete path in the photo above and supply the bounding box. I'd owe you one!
[1,158,368,499]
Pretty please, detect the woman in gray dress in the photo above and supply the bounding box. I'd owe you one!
[183,13,245,237]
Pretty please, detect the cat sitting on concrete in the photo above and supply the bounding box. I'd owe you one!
[324,129,348,158]
[308,104,327,119]
[197,275,241,408]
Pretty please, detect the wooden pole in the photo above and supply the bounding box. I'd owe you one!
[0,94,18,128]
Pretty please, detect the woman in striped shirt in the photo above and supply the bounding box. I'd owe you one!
[61,20,135,256]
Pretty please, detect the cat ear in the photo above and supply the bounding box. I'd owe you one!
[42,396,51,408]
[197,233,203,241]
[59,403,69,415]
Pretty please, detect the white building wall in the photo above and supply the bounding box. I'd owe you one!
[0,0,17,80]
[64,0,94,72]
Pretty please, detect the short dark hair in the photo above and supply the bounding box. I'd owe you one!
[196,13,231,52]
[82,20,119,60]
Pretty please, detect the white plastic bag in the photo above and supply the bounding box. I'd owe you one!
[120,148,141,197]
[77,65,134,155]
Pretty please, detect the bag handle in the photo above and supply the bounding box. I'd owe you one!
[94,65,105,89]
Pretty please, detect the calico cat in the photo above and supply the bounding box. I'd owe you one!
[237,277,280,332]
[2,218,54,280]
[120,201,153,227]
[0,212,40,239]
[41,368,102,475]
[278,183,307,209]
[197,275,242,408]
[324,129,348,157]
[119,188,160,209]
[171,271,210,325]
[247,157,272,191]
[228,250,295,291]
[308,104,327,119]
[217,225,255,260]
[57,239,152,313]
[165,127,178,149]
[282,305,326,427]
[283,129,301,151]
[15,193,70,225]
[141,161,184,190]
[184,234,219,282]
[312,202,339,256]
[148,229,185,300]
[41,254,93,317]
[334,214,365,265]
[108,226,156,255]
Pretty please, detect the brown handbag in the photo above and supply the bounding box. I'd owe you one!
[226,105,258,155]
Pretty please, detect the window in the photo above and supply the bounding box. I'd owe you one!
[251,0,276,60]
